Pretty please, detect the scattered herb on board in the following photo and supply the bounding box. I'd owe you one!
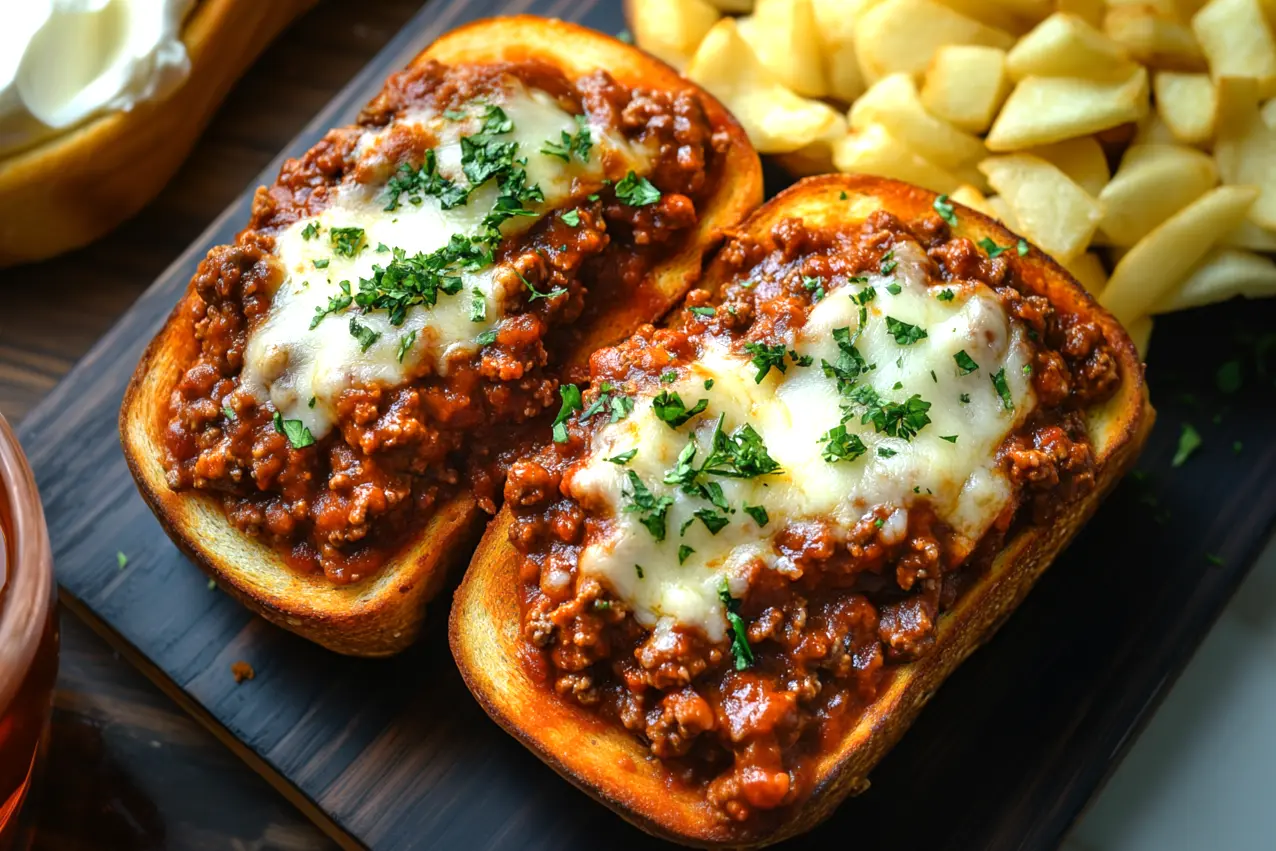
[116,551,128,570]
[1172,423,1202,467]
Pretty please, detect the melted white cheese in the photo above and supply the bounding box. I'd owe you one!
[566,245,1036,643]
[240,80,653,438]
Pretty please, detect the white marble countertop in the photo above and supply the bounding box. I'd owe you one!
[1063,533,1276,851]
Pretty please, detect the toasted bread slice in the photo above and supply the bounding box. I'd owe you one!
[449,174,1154,846]
[119,16,762,657]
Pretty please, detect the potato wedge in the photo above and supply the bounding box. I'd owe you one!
[921,45,1012,133]
[986,194,1023,229]
[1223,217,1276,250]
[1063,250,1110,294]
[950,183,999,216]
[1097,144,1219,245]
[979,153,1104,259]
[850,73,989,167]
[686,19,845,154]
[703,0,754,10]
[988,67,1150,150]
[740,0,829,97]
[1263,98,1276,128]
[832,123,962,193]
[1153,247,1276,311]
[771,115,852,175]
[1056,0,1107,26]
[1026,136,1110,195]
[811,0,874,102]
[853,0,1015,84]
[1006,13,1138,81]
[1152,72,1217,144]
[1100,184,1259,324]
[1125,314,1154,358]
[1104,5,1207,70]
[628,0,721,69]
[1192,0,1276,97]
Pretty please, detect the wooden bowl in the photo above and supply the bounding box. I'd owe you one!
[0,0,315,268]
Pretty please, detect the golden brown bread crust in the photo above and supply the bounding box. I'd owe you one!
[448,174,1154,846]
[117,15,763,657]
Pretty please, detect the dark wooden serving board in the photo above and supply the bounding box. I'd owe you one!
[19,0,1276,848]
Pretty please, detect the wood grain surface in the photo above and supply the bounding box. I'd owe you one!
[8,1,1276,850]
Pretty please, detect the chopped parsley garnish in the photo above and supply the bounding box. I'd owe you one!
[960,393,971,403]
[222,405,236,421]
[789,349,814,367]
[540,114,593,163]
[593,599,611,611]
[330,227,366,258]
[273,411,315,449]
[822,327,870,392]
[477,329,498,346]
[300,221,320,240]
[936,288,955,301]
[678,545,695,565]
[308,396,317,409]
[885,316,928,345]
[522,272,566,302]
[848,387,933,440]
[607,448,638,465]
[851,285,877,329]
[954,350,979,375]
[934,194,958,226]
[116,551,128,569]
[1172,423,1202,467]
[991,368,1014,411]
[743,505,769,527]
[376,242,389,253]
[880,251,898,275]
[939,434,958,443]
[802,275,826,302]
[886,282,902,295]
[660,371,677,384]
[623,471,674,541]
[551,383,582,443]
[469,288,487,322]
[820,424,868,463]
[313,258,330,269]
[614,170,661,206]
[718,580,754,670]
[348,315,381,352]
[560,210,581,227]
[700,415,782,479]
[839,191,849,200]
[1216,360,1242,394]
[653,391,709,428]
[878,446,898,458]
[688,306,716,319]
[310,279,353,329]
[1016,238,1029,256]
[1234,440,1244,455]
[1023,363,1033,376]
[977,237,1008,258]
[383,150,468,212]
[704,378,715,390]
[396,330,416,363]
[744,342,788,383]
[353,237,479,325]
[694,508,730,535]
[635,564,645,579]
[609,394,635,422]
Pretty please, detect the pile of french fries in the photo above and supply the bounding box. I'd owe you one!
[628,0,1276,353]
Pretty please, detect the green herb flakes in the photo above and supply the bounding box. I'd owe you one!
[933,194,958,226]
[991,368,1014,411]
[273,412,315,449]
[885,316,928,346]
[1172,423,1201,467]
[615,170,661,206]
[607,449,638,465]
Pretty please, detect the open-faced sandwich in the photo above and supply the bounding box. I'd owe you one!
[119,16,761,656]
[450,174,1153,846]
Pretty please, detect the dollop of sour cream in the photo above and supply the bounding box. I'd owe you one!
[0,0,195,157]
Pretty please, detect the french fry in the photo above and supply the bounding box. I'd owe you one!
[1063,250,1110,294]
[921,45,1013,133]
[979,153,1105,260]
[1153,247,1276,311]
[740,0,829,97]
[1125,314,1154,358]
[1026,136,1110,195]
[1104,5,1207,70]
[1100,184,1259,324]
[1214,75,1276,230]
[853,0,1015,85]
[1097,144,1219,245]
[850,73,989,168]
[627,0,721,69]
[811,0,874,102]
[950,183,1000,217]
[832,123,963,193]
[1005,13,1137,80]
[1191,0,1276,98]
[686,19,845,154]
[1153,72,1217,144]
[987,66,1150,150]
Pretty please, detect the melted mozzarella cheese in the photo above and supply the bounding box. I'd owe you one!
[241,80,653,438]
[566,244,1036,642]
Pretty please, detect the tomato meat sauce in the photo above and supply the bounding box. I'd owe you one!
[505,209,1118,824]
[162,59,727,583]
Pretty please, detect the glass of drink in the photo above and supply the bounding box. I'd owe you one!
[0,414,58,851]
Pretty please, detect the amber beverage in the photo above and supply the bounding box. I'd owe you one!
[0,414,58,851]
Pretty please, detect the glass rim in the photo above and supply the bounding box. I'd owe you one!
[0,414,53,712]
